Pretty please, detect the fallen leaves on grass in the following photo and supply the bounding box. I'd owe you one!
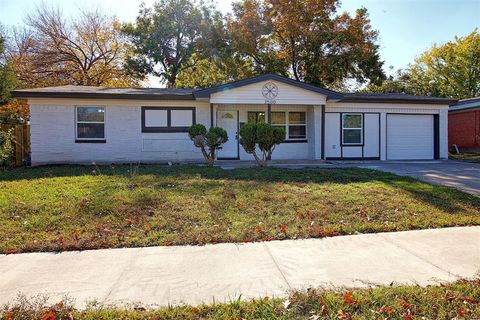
[343,291,355,305]
[255,225,264,234]
[455,307,466,317]
[41,311,56,320]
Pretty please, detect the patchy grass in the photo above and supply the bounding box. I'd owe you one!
[1,279,479,319]
[450,152,480,163]
[0,165,479,253]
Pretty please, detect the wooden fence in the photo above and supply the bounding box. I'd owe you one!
[0,124,30,167]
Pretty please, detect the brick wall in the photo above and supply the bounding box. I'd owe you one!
[449,110,480,148]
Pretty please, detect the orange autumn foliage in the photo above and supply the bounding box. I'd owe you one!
[0,99,29,123]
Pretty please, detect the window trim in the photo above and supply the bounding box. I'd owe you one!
[286,111,307,140]
[142,107,196,133]
[75,106,106,142]
[341,113,363,146]
[247,110,307,141]
[247,111,266,124]
[271,111,286,135]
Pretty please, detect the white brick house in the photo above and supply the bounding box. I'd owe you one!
[12,74,455,166]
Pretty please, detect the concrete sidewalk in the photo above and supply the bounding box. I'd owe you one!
[1,227,479,308]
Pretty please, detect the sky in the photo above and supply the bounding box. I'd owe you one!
[0,0,479,85]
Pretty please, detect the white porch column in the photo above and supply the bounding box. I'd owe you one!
[212,104,218,127]
[439,109,448,159]
[313,105,322,160]
[380,112,387,160]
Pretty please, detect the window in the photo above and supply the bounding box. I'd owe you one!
[288,112,306,140]
[342,113,363,145]
[247,111,306,141]
[76,106,105,141]
[271,112,286,134]
[254,111,306,141]
[247,111,265,124]
[142,107,195,132]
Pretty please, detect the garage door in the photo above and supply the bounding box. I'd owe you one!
[387,114,434,160]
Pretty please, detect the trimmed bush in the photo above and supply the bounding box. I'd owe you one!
[239,122,285,166]
[188,124,228,166]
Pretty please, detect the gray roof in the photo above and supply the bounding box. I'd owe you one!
[11,75,457,104]
[449,97,480,112]
[11,85,196,100]
[339,92,457,104]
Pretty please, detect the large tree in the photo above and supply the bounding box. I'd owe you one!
[407,30,480,99]
[123,0,223,87]
[0,29,28,124]
[0,34,19,104]
[365,30,480,99]
[227,0,385,88]
[6,6,140,88]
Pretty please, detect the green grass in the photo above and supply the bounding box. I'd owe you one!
[0,164,479,253]
[2,279,479,319]
[450,152,480,163]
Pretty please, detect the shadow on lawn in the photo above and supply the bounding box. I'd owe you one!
[1,164,479,215]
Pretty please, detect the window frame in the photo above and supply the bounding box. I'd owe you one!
[247,110,307,142]
[247,111,266,124]
[341,113,363,146]
[141,107,196,133]
[286,111,307,141]
[271,111,286,136]
[75,106,106,143]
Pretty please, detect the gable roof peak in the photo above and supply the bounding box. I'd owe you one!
[194,73,344,99]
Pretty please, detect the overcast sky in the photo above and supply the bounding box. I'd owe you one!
[1,0,479,86]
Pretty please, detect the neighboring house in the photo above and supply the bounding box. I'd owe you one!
[449,97,480,150]
[12,74,455,166]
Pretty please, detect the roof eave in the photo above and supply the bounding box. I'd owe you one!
[337,98,457,105]
[11,91,196,100]
[449,105,480,112]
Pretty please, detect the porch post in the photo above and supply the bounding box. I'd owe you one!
[313,105,322,160]
[267,103,272,124]
[210,103,214,128]
[321,104,325,160]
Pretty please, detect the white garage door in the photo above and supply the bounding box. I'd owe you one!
[387,114,434,160]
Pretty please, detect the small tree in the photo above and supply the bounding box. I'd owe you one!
[0,128,13,167]
[188,124,228,166]
[239,122,284,167]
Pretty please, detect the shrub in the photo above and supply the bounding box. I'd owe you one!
[0,128,13,167]
[188,124,228,166]
[239,122,285,166]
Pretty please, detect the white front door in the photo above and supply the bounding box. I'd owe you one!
[217,110,239,159]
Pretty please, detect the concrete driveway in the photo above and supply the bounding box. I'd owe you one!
[0,227,479,308]
[353,160,480,196]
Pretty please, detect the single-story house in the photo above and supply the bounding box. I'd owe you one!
[449,97,480,150]
[12,74,455,166]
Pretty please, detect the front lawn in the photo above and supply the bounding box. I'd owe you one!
[2,279,479,319]
[0,165,479,253]
[450,152,480,163]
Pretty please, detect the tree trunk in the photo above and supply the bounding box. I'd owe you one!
[252,150,267,167]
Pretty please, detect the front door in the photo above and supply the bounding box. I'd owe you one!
[217,110,239,159]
